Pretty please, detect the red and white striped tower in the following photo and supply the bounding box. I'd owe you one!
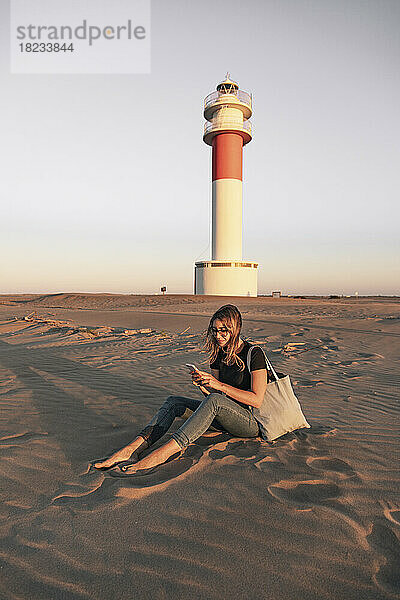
[194,74,258,296]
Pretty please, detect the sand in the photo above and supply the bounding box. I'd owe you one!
[0,293,399,600]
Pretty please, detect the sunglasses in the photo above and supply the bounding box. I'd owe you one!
[211,326,229,336]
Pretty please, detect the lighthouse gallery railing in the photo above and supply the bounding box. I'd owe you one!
[203,119,252,136]
[204,90,252,110]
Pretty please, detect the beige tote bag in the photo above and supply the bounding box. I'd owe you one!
[247,346,310,442]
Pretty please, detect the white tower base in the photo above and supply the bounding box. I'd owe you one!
[195,261,258,297]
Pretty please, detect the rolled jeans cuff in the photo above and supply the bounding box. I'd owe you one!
[171,431,189,449]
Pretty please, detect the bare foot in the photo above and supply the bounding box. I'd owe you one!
[93,437,148,469]
[119,439,182,474]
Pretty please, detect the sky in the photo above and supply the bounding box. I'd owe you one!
[1,0,399,296]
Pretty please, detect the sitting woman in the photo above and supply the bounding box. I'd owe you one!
[93,304,267,475]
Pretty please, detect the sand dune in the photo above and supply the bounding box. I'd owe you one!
[0,295,399,599]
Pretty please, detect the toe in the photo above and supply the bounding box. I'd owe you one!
[120,464,136,474]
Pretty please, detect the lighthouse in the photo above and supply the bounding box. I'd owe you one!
[194,74,258,296]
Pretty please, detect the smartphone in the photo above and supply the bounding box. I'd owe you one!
[185,363,200,373]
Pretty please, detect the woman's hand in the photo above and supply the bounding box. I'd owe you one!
[192,370,222,392]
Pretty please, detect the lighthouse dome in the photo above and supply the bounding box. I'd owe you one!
[216,73,239,94]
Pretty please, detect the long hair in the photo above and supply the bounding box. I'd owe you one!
[204,304,245,371]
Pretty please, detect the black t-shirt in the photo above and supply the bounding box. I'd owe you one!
[210,341,267,392]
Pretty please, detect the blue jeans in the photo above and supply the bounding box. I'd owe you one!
[139,393,260,449]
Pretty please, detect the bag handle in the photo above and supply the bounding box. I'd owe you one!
[247,345,279,382]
